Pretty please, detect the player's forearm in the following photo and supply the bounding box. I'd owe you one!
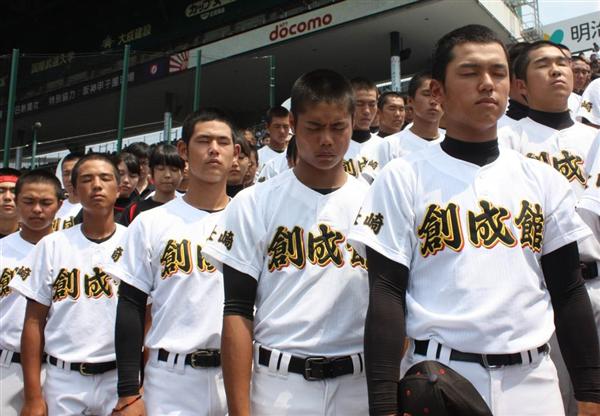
[115,282,147,397]
[21,300,48,401]
[542,243,600,402]
[222,315,253,416]
[365,248,409,416]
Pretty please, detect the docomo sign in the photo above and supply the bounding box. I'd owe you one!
[269,13,333,42]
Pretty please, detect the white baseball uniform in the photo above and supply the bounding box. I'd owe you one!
[359,128,444,183]
[9,224,126,416]
[342,134,383,178]
[257,146,286,171]
[257,152,289,183]
[1,232,36,416]
[104,197,226,416]
[52,200,81,231]
[499,119,600,323]
[578,78,600,125]
[202,169,370,416]
[349,144,591,415]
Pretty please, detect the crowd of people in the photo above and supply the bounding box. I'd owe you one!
[2,23,600,416]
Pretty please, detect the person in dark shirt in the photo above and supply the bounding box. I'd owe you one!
[119,144,185,226]
[114,152,140,221]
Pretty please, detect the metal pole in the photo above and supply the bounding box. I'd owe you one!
[390,32,401,92]
[116,44,130,153]
[269,55,276,108]
[31,122,41,168]
[193,50,202,112]
[3,49,19,167]
[163,112,172,143]
[15,147,23,170]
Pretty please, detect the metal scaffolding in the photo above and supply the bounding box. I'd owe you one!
[505,0,542,42]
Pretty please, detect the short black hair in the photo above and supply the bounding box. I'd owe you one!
[286,135,298,164]
[266,106,289,125]
[234,131,251,158]
[513,40,569,82]
[572,55,591,66]
[249,144,258,163]
[125,142,151,160]
[15,169,62,200]
[71,153,120,188]
[408,71,432,98]
[181,108,236,145]
[290,69,355,122]
[62,152,84,165]
[377,91,404,110]
[507,42,530,79]
[149,144,185,172]
[432,24,508,84]
[350,77,378,93]
[115,152,141,176]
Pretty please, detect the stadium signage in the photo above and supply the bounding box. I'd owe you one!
[269,13,333,42]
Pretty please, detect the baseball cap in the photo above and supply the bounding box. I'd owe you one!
[578,77,600,125]
[398,360,492,416]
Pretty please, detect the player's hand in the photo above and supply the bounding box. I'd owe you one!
[20,397,47,416]
[578,401,600,416]
[111,395,146,416]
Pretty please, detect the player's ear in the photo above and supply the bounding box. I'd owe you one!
[430,79,445,106]
[176,139,188,162]
[515,78,528,99]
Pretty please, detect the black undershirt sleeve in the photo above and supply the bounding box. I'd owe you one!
[364,247,409,415]
[542,242,600,403]
[223,264,257,321]
[115,282,148,397]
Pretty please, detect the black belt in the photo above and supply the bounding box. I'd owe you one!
[157,348,220,368]
[581,262,598,280]
[414,340,549,369]
[258,346,360,381]
[0,350,20,363]
[48,355,116,375]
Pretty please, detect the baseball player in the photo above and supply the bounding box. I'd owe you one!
[578,77,600,128]
[497,42,530,128]
[374,91,405,138]
[349,25,600,415]
[107,109,238,416]
[10,153,126,416]
[202,69,369,416]
[1,170,62,416]
[359,71,444,184]
[0,168,21,238]
[53,152,83,231]
[257,106,290,172]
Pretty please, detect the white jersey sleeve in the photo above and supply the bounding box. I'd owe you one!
[10,234,54,306]
[349,157,417,266]
[578,78,600,125]
[202,187,267,279]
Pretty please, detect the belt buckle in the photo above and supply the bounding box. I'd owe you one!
[190,349,216,368]
[481,354,502,370]
[79,363,93,376]
[304,356,329,381]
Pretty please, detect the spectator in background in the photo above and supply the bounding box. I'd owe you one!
[376,91,406,137]
[402,101,414,129]
[114,152,140,219]
[257,106,290,172]
[177,160,189,196]
[54,152,83,230]
[0,168,20,238]
[591,54,600,80]
[573,55,592,95]
[227,134,252,198]
[119,144,184,226]
[125,142,154,199]
[243,146,258,188]
[242,128,257,146]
